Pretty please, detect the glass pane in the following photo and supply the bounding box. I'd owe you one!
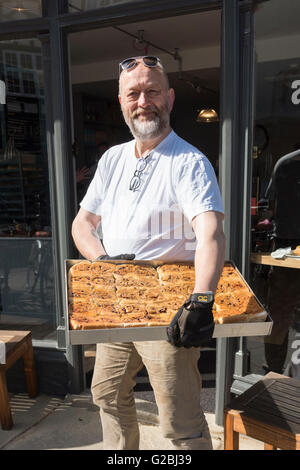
[0,1,42,22]
[249,0,300,376]
[68,0,145,12]
[0,38,56,343]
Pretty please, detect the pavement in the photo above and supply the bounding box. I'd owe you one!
[0,390,265,450]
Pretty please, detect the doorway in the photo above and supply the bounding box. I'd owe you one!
[68,8,221,406]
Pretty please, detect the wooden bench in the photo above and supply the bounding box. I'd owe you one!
[0,330,38,430]
[224,372,300,450]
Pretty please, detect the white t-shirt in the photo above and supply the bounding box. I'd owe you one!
[80,130,224,261]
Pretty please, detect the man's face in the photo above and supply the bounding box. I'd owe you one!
[118,63,175,141]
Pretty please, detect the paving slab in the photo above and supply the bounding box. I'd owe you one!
[0,391,264,451]
[0,393,64,450]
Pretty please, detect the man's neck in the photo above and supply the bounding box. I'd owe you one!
[135,128,172,158]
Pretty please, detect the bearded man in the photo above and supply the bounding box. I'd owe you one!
[72,56,225,450]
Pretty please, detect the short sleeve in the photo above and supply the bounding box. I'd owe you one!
[175,155,224,223]
[80,159,104,216]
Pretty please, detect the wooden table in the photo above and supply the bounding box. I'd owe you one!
[0,330,37,430]
[250,252,300,269]
[224,372,300,450]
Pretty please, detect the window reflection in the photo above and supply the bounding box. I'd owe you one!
[0,38,56,343]
[68,0,141,12]
[0,1,42,22]
[0,239,56,340]
[249,0,300,377]
[0,39,50,234]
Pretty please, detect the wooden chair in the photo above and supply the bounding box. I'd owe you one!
[224,372,300,450]
[0,330,38,430]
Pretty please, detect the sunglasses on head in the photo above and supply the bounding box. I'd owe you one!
[119,56,161,75]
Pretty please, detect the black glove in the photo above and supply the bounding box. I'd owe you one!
[167,293,215,348]
[96,254,135,260]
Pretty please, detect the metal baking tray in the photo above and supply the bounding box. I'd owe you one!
[65,259,273,345]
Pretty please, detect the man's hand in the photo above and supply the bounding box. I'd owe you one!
[167,293,215,348]
[76,166,90,183]
[96,254,135,260]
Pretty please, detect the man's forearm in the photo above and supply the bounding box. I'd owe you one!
[193,233,225,294]
[72,219,106,260]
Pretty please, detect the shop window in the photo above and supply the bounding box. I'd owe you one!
[249,0,300,377]
[0,38,56,344]
[0,1,42,22]
[68,0,143,12]
[2,49,43,98]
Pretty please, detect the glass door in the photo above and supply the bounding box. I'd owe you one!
[68,8,222,390]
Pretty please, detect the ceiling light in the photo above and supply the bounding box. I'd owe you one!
[196,108,219,123]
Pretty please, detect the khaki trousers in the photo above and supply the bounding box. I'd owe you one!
[91,340,213,450]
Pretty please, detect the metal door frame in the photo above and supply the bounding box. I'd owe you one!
[215,0,257,425]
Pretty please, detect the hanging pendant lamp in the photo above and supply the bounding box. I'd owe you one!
[196,108,219,123]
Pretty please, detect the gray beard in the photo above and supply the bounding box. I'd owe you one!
[127,114,168,141]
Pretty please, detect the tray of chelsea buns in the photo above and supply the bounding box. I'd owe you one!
[65,259,273,345]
